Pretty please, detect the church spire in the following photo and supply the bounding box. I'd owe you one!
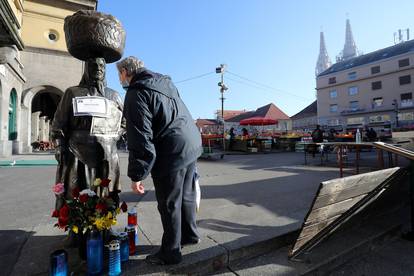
[315,31,331,76]
[341,18,358,61]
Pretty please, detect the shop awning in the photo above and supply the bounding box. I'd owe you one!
[239,117,278,126]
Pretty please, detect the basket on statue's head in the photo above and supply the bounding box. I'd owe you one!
[64,10,126,64]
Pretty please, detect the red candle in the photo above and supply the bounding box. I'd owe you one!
[126,226,136,255]
[128,208,137,226]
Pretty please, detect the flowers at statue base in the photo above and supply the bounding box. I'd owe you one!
[51,178,128,234]
[52,182,65,195]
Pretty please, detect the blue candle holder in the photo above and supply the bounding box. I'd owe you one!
[50,249,68,276]
[87,230,103,275]
[108,240,121,276]
[118,232,129,262]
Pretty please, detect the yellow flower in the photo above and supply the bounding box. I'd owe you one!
[72,225,79,234]
[94,217,105,231]
[94,178,102,186]
[116,208,120,215]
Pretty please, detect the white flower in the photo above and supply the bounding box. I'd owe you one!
[79,189,96,197]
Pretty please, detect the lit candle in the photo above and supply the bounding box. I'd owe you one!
[50,249,68,276]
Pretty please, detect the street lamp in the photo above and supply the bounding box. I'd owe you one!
[216,64,228,152]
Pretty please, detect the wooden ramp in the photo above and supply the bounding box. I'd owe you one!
[289,167,406,259]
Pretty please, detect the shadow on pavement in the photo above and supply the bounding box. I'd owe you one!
[4,227,160,276]
[0,229,34,276]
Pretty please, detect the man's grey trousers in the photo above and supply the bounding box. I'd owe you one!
[152,161,200,261]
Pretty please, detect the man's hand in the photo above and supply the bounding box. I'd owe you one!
[131,181,145,194]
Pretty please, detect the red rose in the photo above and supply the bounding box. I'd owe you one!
[58,217,68,228]
[59,204,69,218]
[120,201,128,213]
[79,194,89,203]
[72,187,80,198]
[51,209,59,218]
[101,179,111,187]
[96,202,107,212]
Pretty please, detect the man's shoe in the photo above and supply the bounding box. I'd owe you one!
[145,252,182,265]
[181,238,201,247]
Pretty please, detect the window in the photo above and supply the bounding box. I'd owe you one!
[372,97,383,108]
[347,117,364,125]
[348,86,358,96]
[349,101,359,111]
[348,72,357,80]
[327,119,340,126]
[45,29,59,43]
[399,58,410,67]
[328,77,336,84]
[369,115,391,123]
[329,90,337,98]
[330,104,338,113]
[399,75,411,85]
[371,66,380,74]
[401,92,413,107]
[371,81,382,90]
[399,112,414,121]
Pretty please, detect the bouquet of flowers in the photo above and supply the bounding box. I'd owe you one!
[51,179,128,234]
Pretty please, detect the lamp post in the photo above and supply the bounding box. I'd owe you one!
[216,64,228,152]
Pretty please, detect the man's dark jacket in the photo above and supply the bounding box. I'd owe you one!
[123,68,202,181]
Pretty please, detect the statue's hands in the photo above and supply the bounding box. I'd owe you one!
[55,146,66,162]
[131,181,145,195]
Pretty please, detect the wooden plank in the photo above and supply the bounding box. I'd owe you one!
[298,215,341,241]
[289,167,405,259]
[318,168,399,196]
[306,195,365,224]
[314,189,371,210]
[313,170,399,209]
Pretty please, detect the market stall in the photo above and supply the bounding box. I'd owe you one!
[237,117,278,152]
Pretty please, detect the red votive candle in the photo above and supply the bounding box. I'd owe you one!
[126,226,136,255]
[128,208,137,226]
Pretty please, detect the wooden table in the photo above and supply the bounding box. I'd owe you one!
[315,142,375,178]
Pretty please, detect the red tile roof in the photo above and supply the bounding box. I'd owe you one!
[196,119,219,128]
[227,103,289,122]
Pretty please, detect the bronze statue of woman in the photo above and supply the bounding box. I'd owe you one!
[51,57,124,209]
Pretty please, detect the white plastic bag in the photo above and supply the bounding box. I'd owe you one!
[194,168,201,212]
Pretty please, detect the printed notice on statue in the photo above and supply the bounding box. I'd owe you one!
[73,96,109,117]
[91,100,122,137]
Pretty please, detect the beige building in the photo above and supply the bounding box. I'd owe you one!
[316,40,414,136]
[0,0,96,157]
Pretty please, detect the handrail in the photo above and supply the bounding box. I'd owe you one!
[374,142,414,161]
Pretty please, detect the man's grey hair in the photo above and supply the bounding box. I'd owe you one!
[116,56,145,77]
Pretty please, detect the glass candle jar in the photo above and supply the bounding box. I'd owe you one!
[118,232,129,262]
[50,249,68,276]
[126,226,136,256]
[87,230,103,275]
[127,207,137,226]
[108,240,121,276]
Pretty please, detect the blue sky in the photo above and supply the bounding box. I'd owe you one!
[98,0,414,119]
